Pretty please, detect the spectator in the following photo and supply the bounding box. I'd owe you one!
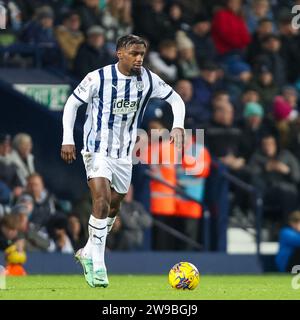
[20,6,63,67]
[176,32,200,80]
[254,34,287,87]
[246,18,274,65]
[0,215,27,275]
[234,85,261,120]
[186,14,217,66]
[67,213,86,252]
[278,14,300,83]
[0,133,23,199]
[276,211,300,272]
[272,90,299,148]
[239,102,277,161]
[174,136,211,250]
[205,101,245,172]
[250,65,279,113]
[75,0,103,33]
[192,61,223,112]
[133,0,173,49]
[16,193,34,216]
[101,0,133,47]
[55,10,84,69]
[0,0,22,32]
[72,192,92,239]
[0,215,19,251]
[47,216,74,253]
[282,86,299,112]
[148,40,178,84]
[175,79,209,128]
[248,134,300,225]
[246,0,274,34]
[211,0,251,57]
[146,119,177,250]
[167,1,190,33]
[12,202,55,252]
[211,90,232,119]
[106,185,151,251]
[175,0,205,24]
[73,25,115,79]
[25,173,57,229]
[9,133,35,187]
[226,60,253,101]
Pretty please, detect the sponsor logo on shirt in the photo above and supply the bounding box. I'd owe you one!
[112,99,140,114]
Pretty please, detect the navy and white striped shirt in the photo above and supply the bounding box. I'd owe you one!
[72,63,174,159]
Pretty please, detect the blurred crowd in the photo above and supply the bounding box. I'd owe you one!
[0,132,150,274]
[1,0,300,271]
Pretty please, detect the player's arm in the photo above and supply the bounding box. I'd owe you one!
[61,94,83,164]
[61,72,97,164]
[150,72,186,149]
[164,90,185,150]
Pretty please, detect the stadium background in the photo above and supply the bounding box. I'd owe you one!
[0,0,300,285]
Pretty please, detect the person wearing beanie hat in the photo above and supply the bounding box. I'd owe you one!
[240,101,278,161]
[273,96,292,121]
[176,32,200,79]
[243,102,264,118]
[227,60,253,102]
[176,31,194,50]
[228,61,252,79]
[20,5,63,68]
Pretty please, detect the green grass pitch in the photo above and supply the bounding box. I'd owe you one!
[0,274,299,300]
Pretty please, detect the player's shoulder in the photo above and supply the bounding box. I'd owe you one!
[83,65,113,86]
[87,65,109,78]
[141,67,161,82]
[143,68,167,87]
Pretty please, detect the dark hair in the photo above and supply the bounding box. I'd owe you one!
[258,17,273,25]
[158,39,177,50]
[212,90,229,99]
[116,35,148,51]
[261,33,281,43]
[261,132,280,155]
[61,9,80,22]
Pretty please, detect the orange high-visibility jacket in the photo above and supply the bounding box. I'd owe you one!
[149,140,177,216]
[149,139,211,218]
[175,142,211,219]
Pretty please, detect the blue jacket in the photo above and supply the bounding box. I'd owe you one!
[276,227,300,272]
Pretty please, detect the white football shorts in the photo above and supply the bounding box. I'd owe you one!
[81,151,132,194]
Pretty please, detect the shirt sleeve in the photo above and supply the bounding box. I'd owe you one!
[150,72,174,100]
[62,94,82,145]
[72,71,98,103]
[165,90,185,129]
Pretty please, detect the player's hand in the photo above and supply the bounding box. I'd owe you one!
[170,127,184,150]
[61,144,76,164]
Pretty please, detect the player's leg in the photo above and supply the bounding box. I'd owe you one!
[107,189,126,234]
[87,177,111,287]
[107,158,132,232]
[76,177,111,287]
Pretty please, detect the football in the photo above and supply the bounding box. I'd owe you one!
[168,262,200,290]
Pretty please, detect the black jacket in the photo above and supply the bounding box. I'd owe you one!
[73,43,115,79]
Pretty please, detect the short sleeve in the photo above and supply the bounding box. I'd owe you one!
[72,72,98,104]
[150,72,174,100]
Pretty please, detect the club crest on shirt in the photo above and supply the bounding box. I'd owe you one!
[135,80,144,91]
